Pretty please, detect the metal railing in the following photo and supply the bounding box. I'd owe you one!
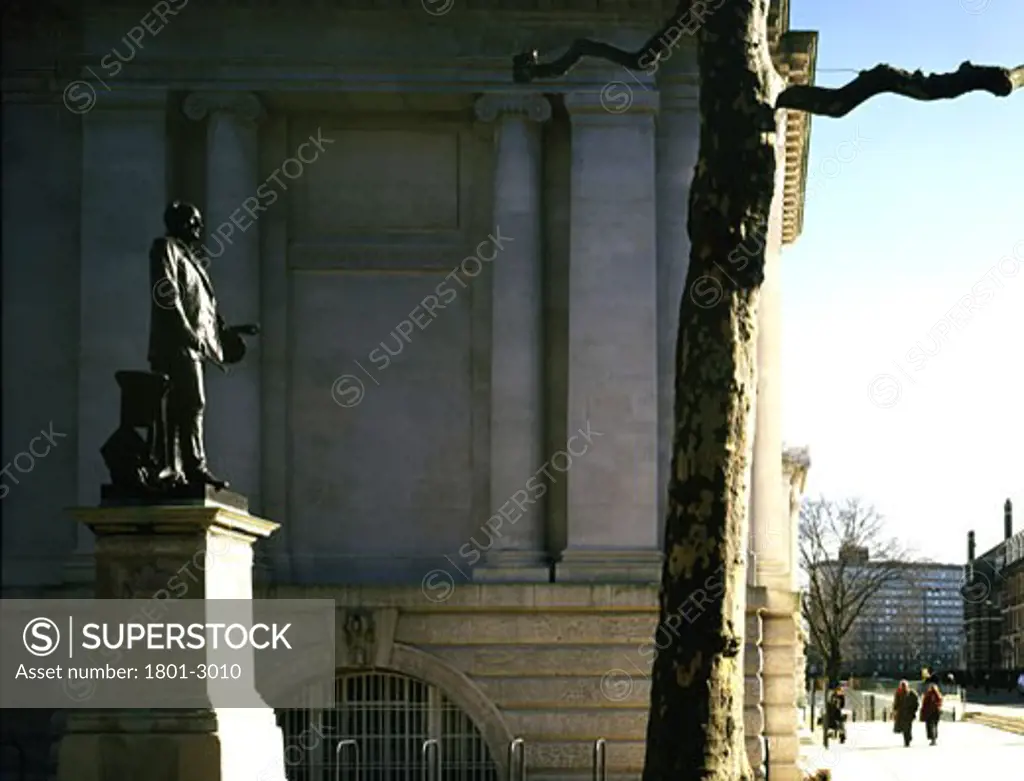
[422,738,440,781]
[335,738,360,781]
[507,737,526,781]
[592,738,607,781]
[319,735,617,781]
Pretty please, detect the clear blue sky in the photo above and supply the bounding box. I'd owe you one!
[782,0,1023,565]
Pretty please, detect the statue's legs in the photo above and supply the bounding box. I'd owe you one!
[171,357,207,476]
[153,356,208,480]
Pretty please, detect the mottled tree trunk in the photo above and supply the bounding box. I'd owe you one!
[641,2,779,780]
[510,2,1021,778]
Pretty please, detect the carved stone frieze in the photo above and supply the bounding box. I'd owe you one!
[338,608,399,668]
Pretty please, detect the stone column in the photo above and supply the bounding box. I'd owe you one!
[759,446,811,781]
[554,89,662,582]
[748,113,789,591]
[68,90,169,586]
[784,448,813,743]
[744,113,791,779]
[782,448,811,591]
[472,92,551,582]
[182,92,264,510]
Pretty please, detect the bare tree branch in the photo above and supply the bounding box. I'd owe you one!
[512,0,699,83]
[778,61,1024,118]
[800,497,913,679]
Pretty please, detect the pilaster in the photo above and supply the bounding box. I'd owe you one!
[554,88,662,582]
[654,61,700,543]
[182,91,265,512]
[71,89,170,587]
[748,112,790,590]
[472,92,551,582]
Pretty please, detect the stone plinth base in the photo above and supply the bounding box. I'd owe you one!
[59,496,286,781]
[473,550,551,582]
[760,588,802,781]
[58,709,285,781]
[99,482,248,512]
[554,548,662,582]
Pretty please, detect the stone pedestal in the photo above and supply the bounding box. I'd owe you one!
[744,594,767,780]
[56,489,287,781]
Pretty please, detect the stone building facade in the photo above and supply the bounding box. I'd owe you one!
[1,1,816,779]
[965,500,1022,675]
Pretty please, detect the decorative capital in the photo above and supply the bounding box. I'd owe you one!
[474,92,551,123]
[182,91,265,124]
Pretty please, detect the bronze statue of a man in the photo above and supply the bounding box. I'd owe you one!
[149,200,258,490]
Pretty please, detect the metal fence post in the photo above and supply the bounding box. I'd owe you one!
[335,739,360,781]
[422,738,440,781]
[508,737,526,781]
[592,738,606,781]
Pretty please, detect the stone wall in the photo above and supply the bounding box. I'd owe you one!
[266,582,657,780]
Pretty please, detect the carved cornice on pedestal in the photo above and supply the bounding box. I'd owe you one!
[474,92,551,122]
[182,91,266,124]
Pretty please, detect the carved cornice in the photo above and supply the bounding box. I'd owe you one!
[474,92,551,122]
[775,30,818,246]
[182,91,265,124]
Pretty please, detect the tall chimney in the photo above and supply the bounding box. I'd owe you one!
[1005,498,1013,540]
[968,530,976,564]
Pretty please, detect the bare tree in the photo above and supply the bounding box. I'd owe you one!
[513,2,1022,778]
[800,498,910,683]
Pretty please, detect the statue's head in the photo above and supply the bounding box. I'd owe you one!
[164,200,203,244]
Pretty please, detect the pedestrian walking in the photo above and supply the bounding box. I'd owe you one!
[920,682,943,745]
[893,679,919,747]
[892,680,907,733]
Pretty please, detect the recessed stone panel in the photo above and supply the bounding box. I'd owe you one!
[287,270,474,581]
[290,127,460,236]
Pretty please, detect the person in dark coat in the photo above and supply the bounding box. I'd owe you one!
[894,680,919,747]
[920,682,943,745]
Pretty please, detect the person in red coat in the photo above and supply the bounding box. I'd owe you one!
[920,682,943,745]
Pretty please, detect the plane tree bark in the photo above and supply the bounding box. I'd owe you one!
[512,1,1022,779]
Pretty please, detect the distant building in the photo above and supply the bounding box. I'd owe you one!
[964,499,1022,674]
[842,561,963,677]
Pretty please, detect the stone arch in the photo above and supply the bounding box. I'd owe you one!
[382,643,514,774]
[274,644,514,779]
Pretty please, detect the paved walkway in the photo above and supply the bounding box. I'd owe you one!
[801,721,1024,780]
[963,698,1024,721]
